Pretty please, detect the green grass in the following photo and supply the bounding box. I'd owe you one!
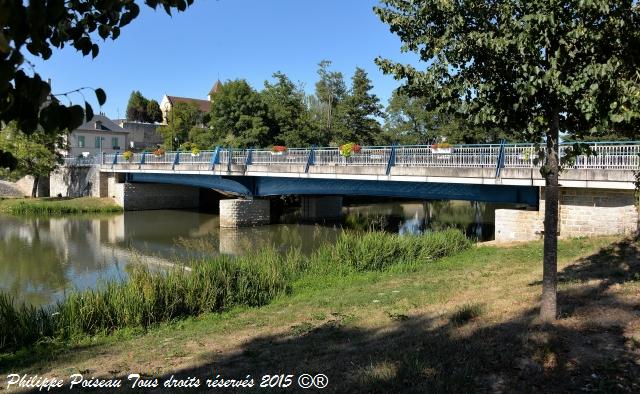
[2,235,635,393]
[0,228,470,352]
[0,197,122,215]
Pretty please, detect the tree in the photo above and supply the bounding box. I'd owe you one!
[262,72,316,147]
[126,91,149,122]
[0,124,64,197]
[375,0,640,321]
[157,102,205,149]
[126,92,162,123]
[382,90,506,145]
[333,67,384,145]
[315,60,347,137]
[146,100,162,123]
[209,80,271,148]
[0,0,195,167]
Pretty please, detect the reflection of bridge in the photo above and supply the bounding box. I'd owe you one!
[62,142,640,242]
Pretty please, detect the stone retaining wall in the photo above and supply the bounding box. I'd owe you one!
[50,166,104,197]
[495,187,638,242]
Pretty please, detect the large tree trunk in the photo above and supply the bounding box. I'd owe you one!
[540,113,560,322]
[31,175,39,198]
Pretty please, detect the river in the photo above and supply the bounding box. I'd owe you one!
[0,200,522,306]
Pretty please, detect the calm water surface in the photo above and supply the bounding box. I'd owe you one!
[0,200,523,306]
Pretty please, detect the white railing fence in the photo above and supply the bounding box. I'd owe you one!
[68,142,640,171]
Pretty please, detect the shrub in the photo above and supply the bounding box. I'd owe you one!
[271,145,287,153]
[123,151,134,161]
[326,228,470,272]
[339,143,362,157]
[431,142,452,149]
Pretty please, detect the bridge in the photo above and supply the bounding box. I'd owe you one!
[58,141,639,242]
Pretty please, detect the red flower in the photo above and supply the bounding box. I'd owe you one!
[271,145,287,152]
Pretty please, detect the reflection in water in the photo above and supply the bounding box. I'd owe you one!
[0,211,342,306]
[344,200,522,240]
[0,200,528,306]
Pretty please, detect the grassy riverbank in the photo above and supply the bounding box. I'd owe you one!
[0,229,470,351]
[1,234,638,392]
[0,197,122,215]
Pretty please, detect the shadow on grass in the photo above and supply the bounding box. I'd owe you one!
[151,239,640,393]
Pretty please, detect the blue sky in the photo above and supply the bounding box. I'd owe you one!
[29,0,420,119]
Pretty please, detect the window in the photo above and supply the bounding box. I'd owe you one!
[111,137,119,149]
[77,135,85,148]
[95,137,102,148]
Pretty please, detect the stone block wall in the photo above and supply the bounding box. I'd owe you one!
[110,181,199,211]
[559,188,637,237]
[219,199,270,228]
[495,208,544,241]
[495,187,638,242]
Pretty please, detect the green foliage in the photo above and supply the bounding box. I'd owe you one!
[0,229,469,351]
[339,142,361,157]
[374,0,640,141]
[382,90,505,145]
[333,68,384,145]
[209,80,272,148]
[375,0,640,320]
[146,100,162,123]
[328,229,470,272]
[0,197,123,216]
[126,91,148,122]
[126,91,162,123]
[0,0,194,138]
[314,60,347,137]
[0,124,64,196]
[158,102,207,149]
[262,72,317,147]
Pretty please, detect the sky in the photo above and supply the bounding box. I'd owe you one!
[29,0,421,120]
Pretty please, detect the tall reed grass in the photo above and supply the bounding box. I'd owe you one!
[0,229,469,351]
[0,197,122,215]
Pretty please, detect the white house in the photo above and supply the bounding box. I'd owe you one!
[66,115,130,157]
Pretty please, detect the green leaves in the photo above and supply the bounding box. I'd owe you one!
[1,0,194,136]
[84,102,94,122]
[95,88,106,106]
[375,0,640,140]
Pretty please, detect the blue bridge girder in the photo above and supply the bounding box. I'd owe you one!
[127,173,539,205]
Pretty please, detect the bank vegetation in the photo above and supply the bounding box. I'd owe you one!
[0,229,470,351]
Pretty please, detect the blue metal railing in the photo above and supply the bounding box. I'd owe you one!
[79,140,640,171]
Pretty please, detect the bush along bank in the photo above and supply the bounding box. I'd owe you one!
[0,229,470,351]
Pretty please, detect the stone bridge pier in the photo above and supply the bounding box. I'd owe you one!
[495,187,638,242]
[107,173,200,210]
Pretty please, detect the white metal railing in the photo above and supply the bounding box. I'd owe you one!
[252,148,309,165]
[92,142,640,171]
